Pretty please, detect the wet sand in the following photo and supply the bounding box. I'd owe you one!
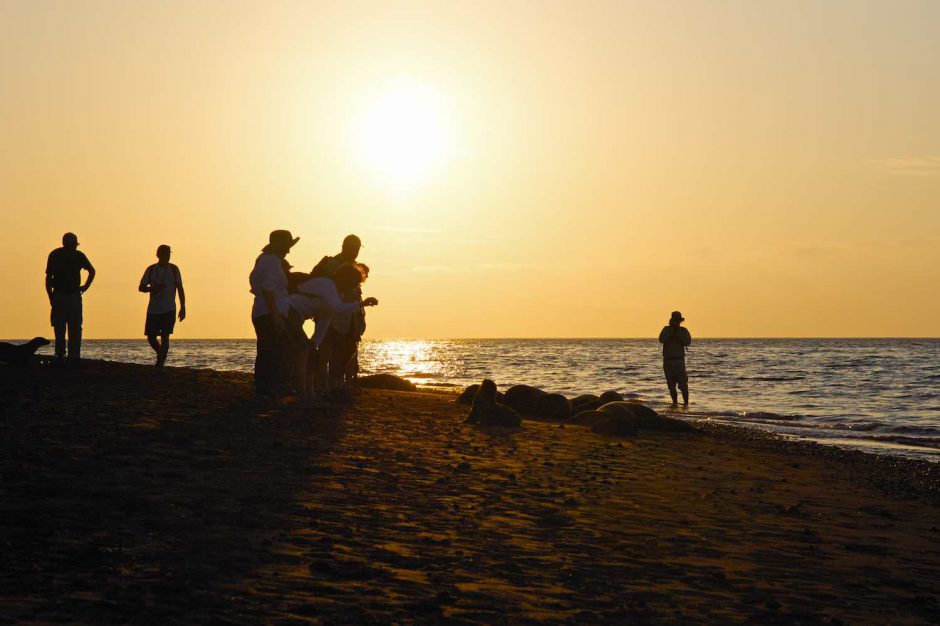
[2,361,939,624]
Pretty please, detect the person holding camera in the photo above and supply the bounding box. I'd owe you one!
[139,244,186,367]
[659,311,692,406]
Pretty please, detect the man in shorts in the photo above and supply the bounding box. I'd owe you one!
[659,311,692,406]
[139,244,186,367]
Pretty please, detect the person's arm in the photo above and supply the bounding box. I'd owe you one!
[258,256,285,328]
[175,266,186,321]
[139,267,152,293]
[658,326,672,343]
[80,254,95,293]
[681,328,692,346]
[45,253,54,302]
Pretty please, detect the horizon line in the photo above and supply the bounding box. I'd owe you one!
[9,336,940,341]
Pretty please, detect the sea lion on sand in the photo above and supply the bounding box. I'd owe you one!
[0,337,50,366]
[536,393,572,419]
[467,379,522,428]
[504,384,548,415]
[599,401,694,433]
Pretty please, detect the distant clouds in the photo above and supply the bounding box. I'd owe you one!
[869,156,940,176]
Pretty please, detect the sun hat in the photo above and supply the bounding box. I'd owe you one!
[264,230,300,252]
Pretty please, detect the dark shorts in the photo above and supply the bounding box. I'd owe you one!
[145,311,176,336]
[663,358,688,386]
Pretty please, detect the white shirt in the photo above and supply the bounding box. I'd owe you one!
[249,253,290,319]
[140,263,181,315]
[289,277,361,346]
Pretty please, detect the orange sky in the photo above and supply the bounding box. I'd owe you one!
[2,1,938,338]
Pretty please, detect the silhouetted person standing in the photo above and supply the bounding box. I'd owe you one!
[659,311,692,406]
[45,232,95,363]
[249,230,298,397]
[311,234,365,392]
[139,244,186,367]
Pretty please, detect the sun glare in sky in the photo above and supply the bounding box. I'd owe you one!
[354,82,456,191]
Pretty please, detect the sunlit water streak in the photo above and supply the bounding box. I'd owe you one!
[11,338,940,461]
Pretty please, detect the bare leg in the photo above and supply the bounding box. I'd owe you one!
[159,333,170,365]
[668,382,678,405]
[679,382,689,406]
[147,335,161,355]
[147,335,163,366]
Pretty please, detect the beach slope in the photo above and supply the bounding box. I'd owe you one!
[2,361,939,624]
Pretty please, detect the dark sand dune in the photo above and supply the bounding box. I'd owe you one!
[2,361,939,624]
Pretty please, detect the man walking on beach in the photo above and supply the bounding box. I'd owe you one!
[249,230,298,397]
[45,232,95,363]
[139,244,186,367]
[659,311,692,406]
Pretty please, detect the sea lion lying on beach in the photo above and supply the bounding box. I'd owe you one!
[0,337,50,366]
[466,379,522,428]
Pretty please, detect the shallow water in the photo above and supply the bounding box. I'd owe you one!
[13,338,940,461]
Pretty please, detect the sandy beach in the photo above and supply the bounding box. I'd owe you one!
[2,361,939,624]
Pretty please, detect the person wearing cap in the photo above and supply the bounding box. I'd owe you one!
[45,232,95,363]
[249,230,298,397]
[310,234,362,278]
[138,244,186,367]
[659,311,692,406]
[310,234,367,392]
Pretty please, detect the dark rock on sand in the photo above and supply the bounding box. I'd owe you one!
[358,374,417,392]
[536,393,571,419]
[466,379,522,428]
[599,402,694,433]
[504,384,548,415]
[599,390,624,404]
[457,383,505,405]
[570,394,600,412]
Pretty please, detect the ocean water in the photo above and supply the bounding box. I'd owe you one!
[12,338,940,461]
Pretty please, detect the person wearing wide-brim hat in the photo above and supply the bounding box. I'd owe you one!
[658,311,692,406]
[249,230,299,397]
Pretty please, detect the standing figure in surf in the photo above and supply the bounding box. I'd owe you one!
[659,311,692,406]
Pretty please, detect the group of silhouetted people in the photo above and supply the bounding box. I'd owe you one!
[43,230,690,406]
[43,230,376,401]
[249,230,377,400]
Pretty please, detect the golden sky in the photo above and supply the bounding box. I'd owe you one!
[2,1,938,338]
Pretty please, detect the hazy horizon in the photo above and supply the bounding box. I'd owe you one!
[3,0,938,339]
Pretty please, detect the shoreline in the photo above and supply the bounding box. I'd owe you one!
[3,360,940,623]
[14,337,940,464]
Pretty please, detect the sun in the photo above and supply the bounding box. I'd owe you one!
[354,81,456,190]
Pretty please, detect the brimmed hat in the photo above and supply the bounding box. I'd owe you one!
[670,311,685,322]
[264,230,299,252]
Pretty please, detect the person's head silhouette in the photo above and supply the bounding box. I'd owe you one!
[62,232,79,250]
[156,244,171,265]
[263,230,299,257]
[341,234,362,260]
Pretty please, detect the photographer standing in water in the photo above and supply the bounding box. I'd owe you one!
[659,311,692,407]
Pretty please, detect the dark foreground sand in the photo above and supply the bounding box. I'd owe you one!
[2,361,940,625]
